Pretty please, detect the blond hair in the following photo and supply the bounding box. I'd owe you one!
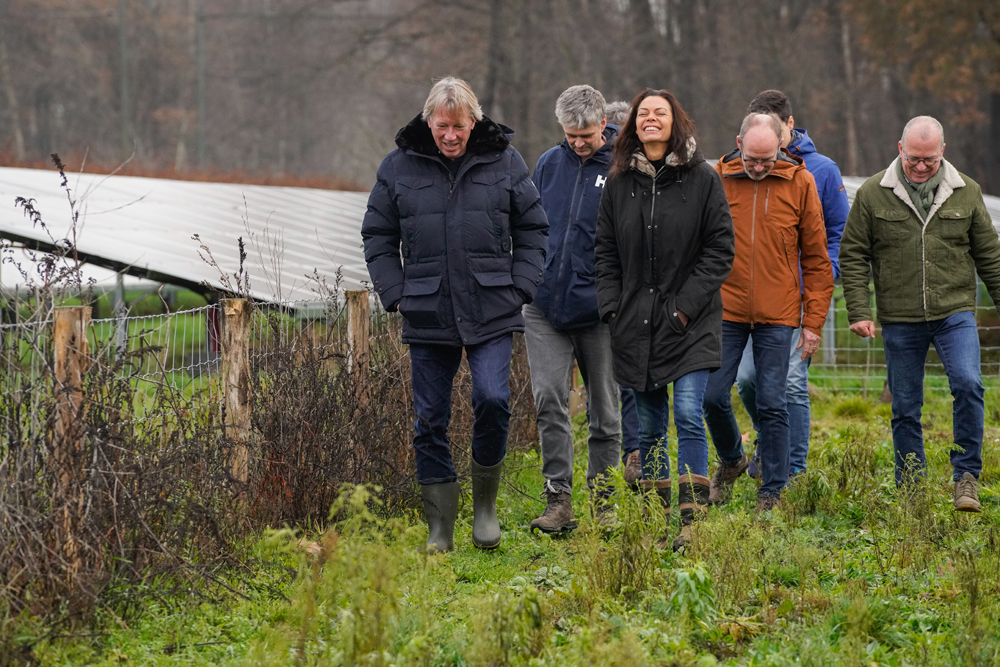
[422,77,483,122]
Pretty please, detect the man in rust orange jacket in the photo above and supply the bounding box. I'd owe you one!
[703,113,833,511]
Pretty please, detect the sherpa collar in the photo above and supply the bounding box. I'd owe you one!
[880,157,964,224]
[629,137,698,178]
[394,113,511,158]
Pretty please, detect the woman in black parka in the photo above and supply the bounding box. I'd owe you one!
[595,89,734,550]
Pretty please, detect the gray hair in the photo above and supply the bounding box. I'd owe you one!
[605,100,631,127]
[900,116,944,150]
[555,85,607,129]
[739,113,783,145]
[422,77,483,122]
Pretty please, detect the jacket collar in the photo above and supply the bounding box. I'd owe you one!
[879,157,964,223]
[718,147,802,180]
[557,124,618,166]
[395,113,511,158]
[787,128,816,156]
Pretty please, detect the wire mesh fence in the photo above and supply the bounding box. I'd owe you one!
[6,286,1000,416]
[810,284,1000,395]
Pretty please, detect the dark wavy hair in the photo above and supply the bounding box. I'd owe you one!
[610,88,698,177]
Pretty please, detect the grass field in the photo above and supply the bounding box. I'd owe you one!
[15,388,1000,666]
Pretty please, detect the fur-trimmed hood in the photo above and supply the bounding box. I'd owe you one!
[629,137,701,179]
[394,113,512,157]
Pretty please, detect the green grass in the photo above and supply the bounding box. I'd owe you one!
[14,389,1000,665]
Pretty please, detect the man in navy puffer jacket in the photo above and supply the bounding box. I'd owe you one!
[362,78,548,554]
[526,85,622,534]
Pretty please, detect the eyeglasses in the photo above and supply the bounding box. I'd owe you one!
[742,155,777,168]
[902,154,942,168]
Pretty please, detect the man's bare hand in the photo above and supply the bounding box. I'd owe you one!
[796,328,821,360]
[849,320,876,339]
[677,310,689,327]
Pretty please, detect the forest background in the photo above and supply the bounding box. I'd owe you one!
[2,0,999,194]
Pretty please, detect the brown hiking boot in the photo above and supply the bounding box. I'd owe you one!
[757,495,781,513]
[673,474,709,551]
[673,525,693,550]
[954,472,981,513]
[624,450,643,488]
[709,454,749,505]
[529,488,577,534]
[639,479,671,548]
[591,487,617,529]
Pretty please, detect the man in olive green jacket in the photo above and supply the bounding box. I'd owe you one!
[841,116,1000,512]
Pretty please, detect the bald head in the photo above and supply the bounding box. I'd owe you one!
[897,115,946,184]
[737,113,783,181]
[739,113,783,146]
[900,116,944,151]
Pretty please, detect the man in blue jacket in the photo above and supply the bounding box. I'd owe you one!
[526,85,621,534]
[737,89,848,478]
[362,77,548,553]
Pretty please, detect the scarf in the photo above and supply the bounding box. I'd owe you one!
[896,158,945,221]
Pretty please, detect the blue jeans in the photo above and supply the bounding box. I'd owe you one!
[736,327,812,473]
[409,334,513,484]
[620,386,640,460]
[704,322,795,498]
[882,311,983,484]
[634,370,710,480]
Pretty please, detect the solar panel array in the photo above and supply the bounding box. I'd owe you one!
[0,167,371,304]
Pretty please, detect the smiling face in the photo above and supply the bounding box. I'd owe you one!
[898,130,945,184]
[563,120,607,161]
[429,109,475,159]
[635,96,673,148]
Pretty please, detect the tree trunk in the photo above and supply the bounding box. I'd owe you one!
[840,7,861,176]
[0,32,25,160]
[481,0,505,119]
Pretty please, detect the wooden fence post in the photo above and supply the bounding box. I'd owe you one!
[53,305,91,573]
[220,298,251,483]
[346,290,370,378]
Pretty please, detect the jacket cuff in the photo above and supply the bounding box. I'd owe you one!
[512,263,543,287]
[512,275,539,302]
[377,283,404,312]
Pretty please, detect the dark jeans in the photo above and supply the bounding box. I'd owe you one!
[882,311,983,484]
[409,334,513,484]
[703,322,795,498]
[736,326,812,474]
[621,386,640,459]
[635,370,711,480]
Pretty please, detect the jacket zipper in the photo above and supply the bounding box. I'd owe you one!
[921,217,928,313]
[749,182,758,327]
[555,162,584,315]
[649,173,658,288]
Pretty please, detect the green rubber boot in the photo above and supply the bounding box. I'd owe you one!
[420,482,461,554]
[470,458,503,549]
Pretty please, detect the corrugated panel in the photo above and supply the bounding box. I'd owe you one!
[0,167,370,303]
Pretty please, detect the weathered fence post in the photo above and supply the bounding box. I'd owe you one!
[53,305,91,573]
[220,298,251,483]
[346,290,370,379]
[822,296,836,366]
[112,273,127,360]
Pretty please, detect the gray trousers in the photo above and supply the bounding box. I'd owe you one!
[523,304,622,494]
